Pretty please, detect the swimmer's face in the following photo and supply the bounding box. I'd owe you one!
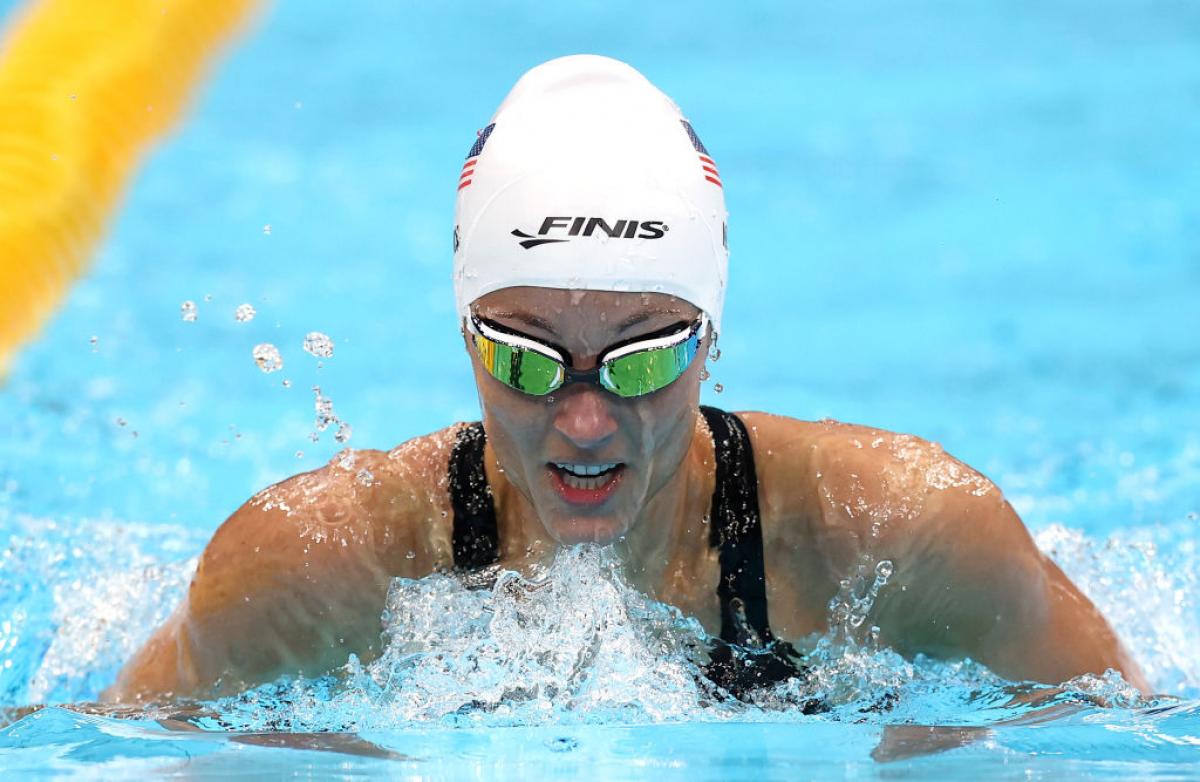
[466,287,706,545]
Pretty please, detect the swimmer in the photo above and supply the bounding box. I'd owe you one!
[105,55,1148,702]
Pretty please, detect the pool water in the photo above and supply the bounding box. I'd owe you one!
[1,0,1198,778]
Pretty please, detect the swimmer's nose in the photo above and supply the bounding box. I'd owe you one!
[552,387,617,450]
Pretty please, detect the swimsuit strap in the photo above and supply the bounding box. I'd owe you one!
[699,405,775,647]
[448,421,500,570]
[700,406,815,704]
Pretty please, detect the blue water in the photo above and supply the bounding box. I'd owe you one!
[2,0,1199,778]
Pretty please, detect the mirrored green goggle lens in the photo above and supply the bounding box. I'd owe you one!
[472,324,701,398]
[473,334,563,395]
[600,338,699,397]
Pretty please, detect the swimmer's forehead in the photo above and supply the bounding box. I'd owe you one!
[471,287,699,337]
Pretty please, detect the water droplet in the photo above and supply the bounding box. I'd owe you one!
[335,422,352,443]
[713,383,724,394]
[875,560,894,580]
[203,294,213,302]
[262,224,272,235]
[313,386,335,431]
[282,379,292,388]
[303,331,334,358]
[180,300,197,322]
[405,550,416,560]
[235,303,256,323]
[252,343,284,373]
[115,417,127,427]
[699,368,710,382]
[89,336,98,353]
[295,450,304,459]
[356,468,374,486]
[709,348,721,362]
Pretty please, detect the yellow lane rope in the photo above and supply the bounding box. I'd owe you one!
[0,0,260,377]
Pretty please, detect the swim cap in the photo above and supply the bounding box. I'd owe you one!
[453,54,729,335]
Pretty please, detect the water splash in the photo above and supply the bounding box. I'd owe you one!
[208,546,744,731]
[0,514,1192,734]
[1036,523,1200,697]
[0,516,201,707]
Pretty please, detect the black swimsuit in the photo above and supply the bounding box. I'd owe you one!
[446,405,815,703]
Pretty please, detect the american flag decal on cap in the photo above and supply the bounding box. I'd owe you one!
[681,119,721,189]
[459,123,495,192]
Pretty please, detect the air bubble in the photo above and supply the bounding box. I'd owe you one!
[252,344,284,373]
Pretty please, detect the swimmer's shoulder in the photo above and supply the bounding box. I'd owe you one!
[220,423,470,577]
[338,422,478,574]
[735,411,1003,539]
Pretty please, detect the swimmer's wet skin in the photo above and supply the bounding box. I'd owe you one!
[104,55,1149,703]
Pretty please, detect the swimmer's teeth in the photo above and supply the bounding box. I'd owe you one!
[553,462,619,489]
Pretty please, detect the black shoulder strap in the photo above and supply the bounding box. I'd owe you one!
[699,405,774,647]
[448,422,499,570]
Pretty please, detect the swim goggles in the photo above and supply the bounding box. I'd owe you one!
[467,312,707,398]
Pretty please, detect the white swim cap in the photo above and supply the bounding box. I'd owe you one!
[453,54,729,335]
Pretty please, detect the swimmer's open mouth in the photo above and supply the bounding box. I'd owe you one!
[550,462,625,491]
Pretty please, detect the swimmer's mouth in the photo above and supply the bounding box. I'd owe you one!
[550,461,624,491]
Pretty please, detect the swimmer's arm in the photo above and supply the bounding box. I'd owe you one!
[875,470,1151,694]
[105,451,430,703]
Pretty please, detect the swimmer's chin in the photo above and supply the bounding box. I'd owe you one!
[543,516,629,545]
